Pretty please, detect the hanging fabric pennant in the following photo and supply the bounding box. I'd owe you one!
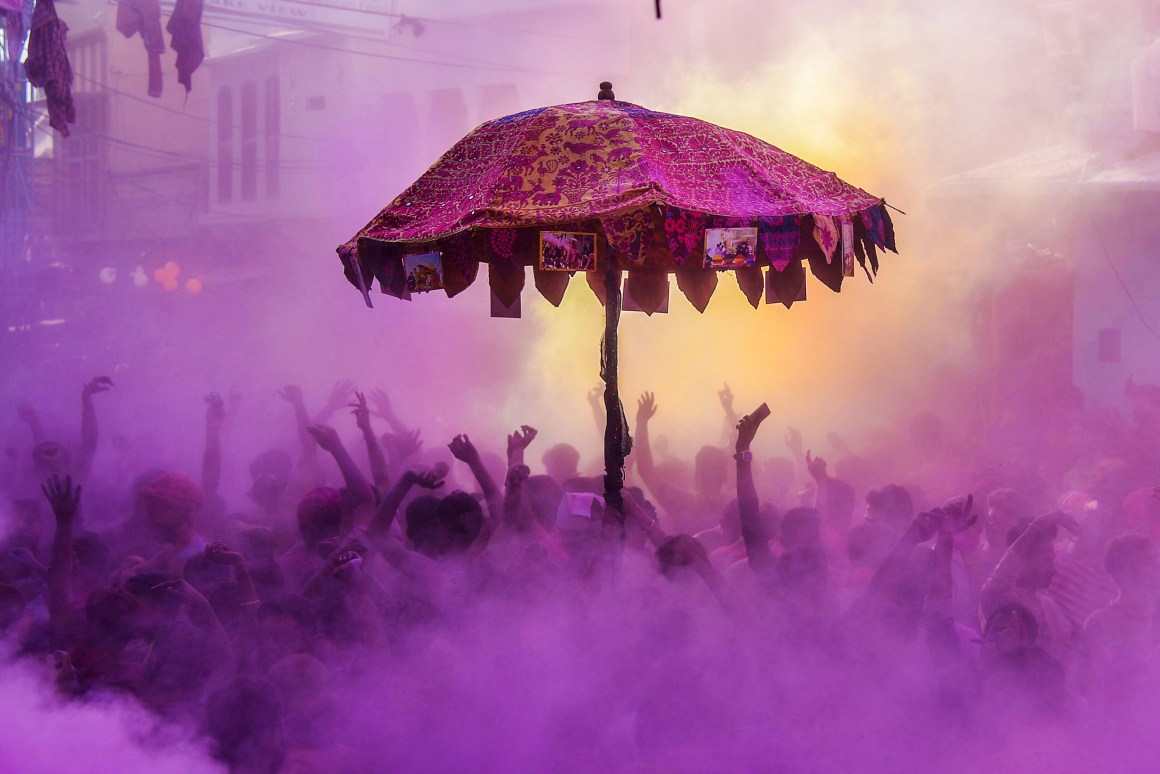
[490,288,521,318]
[860,204,888,251]
[438,231,479,298]
[804,233,844,293]
[812,214,839,264]
[854,216,879,277]
[758,216,799,272]
[488,258,524,309]
[533,266,570,307]
[601,209,653,267]
[766,259,806,308]
[586,269,618,307]
[881,206,897,253]
[624,272,669,315]
[675,267,718,313]
[735,266,764,308]
[662,208,707,267]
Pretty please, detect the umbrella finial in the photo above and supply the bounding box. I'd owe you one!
[598,82,615,101]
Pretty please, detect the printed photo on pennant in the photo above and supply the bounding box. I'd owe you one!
[540,231,597,272]
[704,227,757,269]
[403,252,445,293]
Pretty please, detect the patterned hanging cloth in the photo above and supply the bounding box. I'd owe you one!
[25,0,75,136]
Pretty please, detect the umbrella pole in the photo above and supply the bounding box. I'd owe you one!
[602,255,625,520]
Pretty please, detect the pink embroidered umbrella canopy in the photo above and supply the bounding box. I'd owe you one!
[337,83,897,513]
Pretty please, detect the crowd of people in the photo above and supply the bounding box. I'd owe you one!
[2,375,1160,771]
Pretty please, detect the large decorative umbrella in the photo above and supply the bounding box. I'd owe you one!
[337,83,897,514]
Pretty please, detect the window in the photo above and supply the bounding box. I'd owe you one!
[265,76,280,199]
[217,87,233,203]
[240,81,258,201]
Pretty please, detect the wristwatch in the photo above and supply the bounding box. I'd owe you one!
[734,450,753,462]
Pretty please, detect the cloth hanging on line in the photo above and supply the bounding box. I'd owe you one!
[116,0,165,98]
[25,0,75,136]
[166,0,204,93]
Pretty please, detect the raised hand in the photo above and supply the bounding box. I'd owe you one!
[805,450,827,482]
[736,404,770,452]
[204,541,245,566]
[306,424,341,452]
[83,376,114,396]
[718,383,735,416]
[41,474,82,522]
[349,391,372,431]
[323,380,356,411]
[507,425,538,456]
[384,428,423,461]
[278,385,304,405]
[448,434,481,466]
[205,392,226,427]
[369,388,396,420]
[932,494,976,535]
[408,465,447,490]
[785,426,803,456]
[637,391,658,424]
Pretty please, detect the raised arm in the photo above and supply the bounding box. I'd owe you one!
[17,403,45,446]
[718,383,738,446]
[201,393,225,500]
[367,465,446,538]
[735,405,774,572]
[312,380,355,425]
[76,376,113,482]
[370,388,412,437]
[307,424,375,510]
[42,474,82,634]
[633,391,672,507]
[448,434,502,525]
[979,511,1078,622]
[350,391,390,492]
[506,425,538,468]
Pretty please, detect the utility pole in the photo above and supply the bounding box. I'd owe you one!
[0,19,35,353]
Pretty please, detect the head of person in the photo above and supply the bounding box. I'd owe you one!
[207,676,286,773]
[542,443,581,484]
[248,449,292,509]
[779,507,822,550]
[718,499,742,544]
[1008,519,1057,590]
[296,487,343,551]
[694,446,729,497]
[437,492,485,555]
[404,495,444,556]
[985,488,1033,548]
[138,472,205,542]
[865,484,913,532]
[1104,534,1160,595]
[819,478,855,532]
[524,475,564,532]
